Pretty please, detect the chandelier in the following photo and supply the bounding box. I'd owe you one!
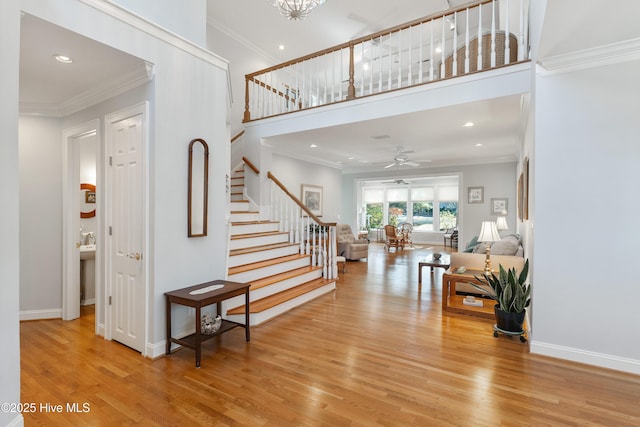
[269,0,327,21]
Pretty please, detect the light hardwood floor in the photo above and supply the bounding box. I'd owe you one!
[21,243,640,426]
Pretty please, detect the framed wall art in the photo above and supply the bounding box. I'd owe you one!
[301,184,323,217]
[468,186,484,204]
[491,198,508,215]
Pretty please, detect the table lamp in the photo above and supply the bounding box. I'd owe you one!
[478,221,501,275]
[496,216,508,231]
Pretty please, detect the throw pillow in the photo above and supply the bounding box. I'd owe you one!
[489,235,519,256]
[465,235,479,253]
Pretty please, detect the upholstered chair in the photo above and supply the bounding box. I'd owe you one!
[336,224,369,261]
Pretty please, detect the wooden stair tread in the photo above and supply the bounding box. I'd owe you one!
[231,230,287,240]
[228,254,310,275]
[229,242,298,256]
[231,220,278,226]
[247,266,322,290]
[230,210,259,215]
[227,278,334,315]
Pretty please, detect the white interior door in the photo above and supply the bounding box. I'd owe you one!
[106,103,147,353]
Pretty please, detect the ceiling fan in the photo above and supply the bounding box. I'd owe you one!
[382,178,412,185]
[382,146,429,169]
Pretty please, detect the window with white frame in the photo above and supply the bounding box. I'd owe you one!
[438,185,459,230]
[359,177,458,233]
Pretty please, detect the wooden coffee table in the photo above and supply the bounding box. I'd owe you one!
[418,254,451,283]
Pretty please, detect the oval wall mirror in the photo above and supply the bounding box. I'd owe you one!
[188,138,209,237]
[80,183,96,218]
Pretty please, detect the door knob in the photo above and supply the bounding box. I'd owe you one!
[127,252,142,260]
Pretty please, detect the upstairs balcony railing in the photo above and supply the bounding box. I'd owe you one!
[243,0,530,122]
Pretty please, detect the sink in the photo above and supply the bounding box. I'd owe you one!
[80,244,96,260]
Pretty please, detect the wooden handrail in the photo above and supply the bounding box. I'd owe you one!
[247,76,303,110]
[242,156,259,175]
[230,130,245,144]
[246,0,493,79]
[267,171,336,228]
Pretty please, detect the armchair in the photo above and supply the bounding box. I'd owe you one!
[384,225,405,251]
[444,227,458,248]
[336,224,369,261]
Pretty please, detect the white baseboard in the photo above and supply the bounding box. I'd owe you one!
[20,309,61,321]
[530,341,640,375]
[81,298,96,306]
[146,340,169,359]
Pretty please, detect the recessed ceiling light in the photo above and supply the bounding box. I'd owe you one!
[348,157,354,160]
[475,143,483,147]
[464,122,474,127]
[279,45,285,50]
[309,144,317,148]
[54,54,73,64]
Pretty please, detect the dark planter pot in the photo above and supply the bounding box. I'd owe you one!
[494,305,525,333]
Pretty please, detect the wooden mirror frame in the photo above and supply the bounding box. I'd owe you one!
[80,183,96,219]
[188,138,209,237]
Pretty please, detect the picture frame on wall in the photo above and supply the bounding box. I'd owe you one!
[468,186,484,204]
[301,184,323,217]
[491,198,508,215]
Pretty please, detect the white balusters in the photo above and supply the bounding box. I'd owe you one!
[245,0,529,122]
[491,0,497,68]
[464,10,470,73]
[440,16,446,78]
[478,5,483,71]
[452,12,458,76]
[504,0,510,64]
[429,19,435,81]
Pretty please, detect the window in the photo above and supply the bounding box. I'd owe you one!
[387,188,407,227]
[411,187,434,231]
[360,178,458,233]
[364,188,384,229]
[438,185,458,230]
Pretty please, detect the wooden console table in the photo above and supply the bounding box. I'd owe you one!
[165,280,250,367]
[441,269,494,319]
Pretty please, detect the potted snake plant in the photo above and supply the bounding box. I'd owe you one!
[469,259,531,333]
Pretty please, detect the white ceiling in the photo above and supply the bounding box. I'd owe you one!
[19,1,638,173]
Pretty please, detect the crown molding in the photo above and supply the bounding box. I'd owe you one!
[537,37,640,75]
[206,17,280,66]
[20,63,152,117]
[79,0,229,71]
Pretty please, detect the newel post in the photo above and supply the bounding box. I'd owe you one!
[243,75,251,122]
[347,43,356,100]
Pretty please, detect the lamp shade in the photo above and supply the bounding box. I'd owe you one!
[478,221,501,242]
[496,216,508,231]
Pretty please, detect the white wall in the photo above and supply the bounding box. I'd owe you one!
[531,59,640,373]
[113,0,207,46]
[271,154,342,222]
[207,25,275,136]
[0,2,22,425]
[19,116,64,317]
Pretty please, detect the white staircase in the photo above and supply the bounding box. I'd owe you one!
[224,167,336,326]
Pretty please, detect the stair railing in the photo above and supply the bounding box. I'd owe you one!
[244,0,530,122]
[267,172,338,280]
